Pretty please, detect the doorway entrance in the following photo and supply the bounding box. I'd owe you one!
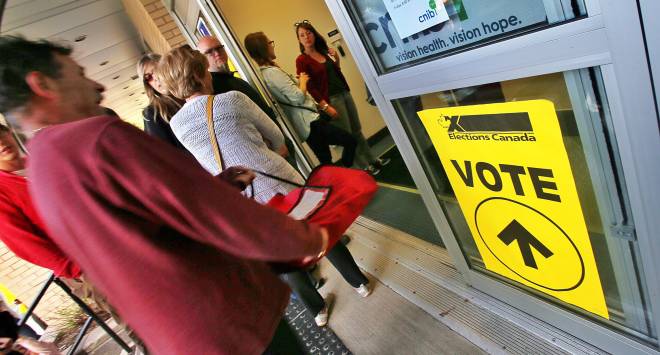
[168,0,447,250]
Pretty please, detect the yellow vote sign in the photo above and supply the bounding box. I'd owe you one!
[418,100,609,318]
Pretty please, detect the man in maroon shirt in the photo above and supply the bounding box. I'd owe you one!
[0,36,327,354]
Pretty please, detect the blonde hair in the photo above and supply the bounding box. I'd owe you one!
[137,53,181,122]
[157,47,209,100]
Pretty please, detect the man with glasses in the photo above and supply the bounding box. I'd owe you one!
[198,36,298,166]
[198,36,277,119]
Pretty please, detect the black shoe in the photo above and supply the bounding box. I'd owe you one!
[365,165,381,176]
[373,157,391,168]
[340,235,351,245]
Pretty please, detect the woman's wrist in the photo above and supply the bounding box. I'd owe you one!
[320,103,329,111]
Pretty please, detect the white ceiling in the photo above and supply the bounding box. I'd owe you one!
[1,0,148,128]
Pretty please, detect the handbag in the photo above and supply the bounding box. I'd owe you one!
[263,165,378,267]
[206,95,378,268]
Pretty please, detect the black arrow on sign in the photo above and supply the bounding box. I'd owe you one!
[497,220,554,269]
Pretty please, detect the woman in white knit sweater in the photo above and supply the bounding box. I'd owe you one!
[158,46,303,204]
[158,46,373,327]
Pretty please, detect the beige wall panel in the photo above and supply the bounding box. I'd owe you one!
[216,0,387,138]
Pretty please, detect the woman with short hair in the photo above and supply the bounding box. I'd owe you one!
[158,46,301,204]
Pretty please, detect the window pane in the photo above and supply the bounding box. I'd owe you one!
[345,0,587,73]
[391,68,656,343]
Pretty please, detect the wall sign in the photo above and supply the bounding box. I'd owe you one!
[382,0,450,38]
[196,14,211,37]
[418,100,609,318]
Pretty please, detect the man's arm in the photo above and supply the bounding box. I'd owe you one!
[93,121,323,262]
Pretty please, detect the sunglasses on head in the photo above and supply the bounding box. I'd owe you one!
[294,20,311,27]
[143,73,154,83]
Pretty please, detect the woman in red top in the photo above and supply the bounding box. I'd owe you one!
[295,21,389,174]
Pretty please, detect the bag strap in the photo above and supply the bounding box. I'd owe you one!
[205,95,224,171]
[276,100,319,114]
[253,169,305,188]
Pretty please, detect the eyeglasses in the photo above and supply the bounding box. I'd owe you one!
[268,40,275,46]
[203,45,225,56]
[294,20,311,27]
[143,73,154,83]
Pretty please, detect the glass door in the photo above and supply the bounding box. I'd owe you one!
[327,0,660,353]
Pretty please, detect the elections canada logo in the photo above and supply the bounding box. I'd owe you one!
[438,112,537,142]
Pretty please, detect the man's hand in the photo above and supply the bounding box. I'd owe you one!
[301,228,329,265]
[277,144,289,158]
[218,166,256,191]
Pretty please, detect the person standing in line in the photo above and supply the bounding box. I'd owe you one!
[244,32,356,168]
[159,46,302,204]
[197,36,298,167]
[136,53,186,151]
[0,36,328,355]
[160,46,373,325]
[294,20,389,175]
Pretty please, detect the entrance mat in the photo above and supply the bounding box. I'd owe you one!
[362,186,444,248]
[374,147,416,189]
[284,297,352,355]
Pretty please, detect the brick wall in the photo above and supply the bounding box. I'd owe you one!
[122,0,188,54]
[0,244,74,324]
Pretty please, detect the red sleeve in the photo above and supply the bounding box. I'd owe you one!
[93,121,323,262]
[0,196,82,278]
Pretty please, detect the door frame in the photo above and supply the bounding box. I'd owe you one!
[325,0,660,353]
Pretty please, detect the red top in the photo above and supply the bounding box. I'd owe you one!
[27,116,323,355]
[296,53,350,104]
[0,169,82,278]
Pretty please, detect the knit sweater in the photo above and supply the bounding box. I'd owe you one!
[170,92,304,203]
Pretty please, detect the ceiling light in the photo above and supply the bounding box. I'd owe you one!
[112,75,120,80]
[99,61,109,66]
[131,75,139,80]
[123,86,129,90]
[74,35,87,42]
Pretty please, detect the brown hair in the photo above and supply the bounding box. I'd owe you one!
[0,123,9,132]
[295,22,329,55]
[157,47,209,100]
[137,53,182,122]
[244,32,275,67]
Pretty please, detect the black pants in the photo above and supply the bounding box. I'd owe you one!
[281,270,325,315]
[326,241,369,288]
[281,242,368,317]
[307,119,357,167]
[262,318,304,355]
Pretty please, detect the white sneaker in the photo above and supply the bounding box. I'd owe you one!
[314,302,330,327]
[355,284,372,298]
